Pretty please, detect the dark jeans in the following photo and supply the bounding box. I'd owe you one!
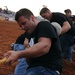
[64,47,73,61]
[8,66,60,75]
[59,34,74,61]
[25,66,60,75]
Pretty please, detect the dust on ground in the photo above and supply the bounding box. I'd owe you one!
[0,20,75,75]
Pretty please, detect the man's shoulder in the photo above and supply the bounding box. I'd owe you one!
[37,21,52,28]
[38,21,50,25]
[52,12,65,16]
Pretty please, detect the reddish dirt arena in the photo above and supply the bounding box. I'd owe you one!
[0,20,75,75]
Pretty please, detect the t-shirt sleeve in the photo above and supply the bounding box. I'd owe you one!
[15,32,28,44]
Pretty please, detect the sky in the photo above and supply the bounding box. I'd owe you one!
[0,0,75,16]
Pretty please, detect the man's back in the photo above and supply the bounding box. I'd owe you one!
[50,12,75,36]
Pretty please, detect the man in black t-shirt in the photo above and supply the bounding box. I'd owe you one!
[64,9,75,61]
[40,7,75,61]
[4,8,62,75]
[64,9,72,17]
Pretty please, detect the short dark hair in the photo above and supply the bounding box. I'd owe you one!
[64,9,71,13]
[40,8,49,15]
[15,8,34,21]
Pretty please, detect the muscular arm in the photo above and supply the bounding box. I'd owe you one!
[18,37,52,58]
[61,21,71,34]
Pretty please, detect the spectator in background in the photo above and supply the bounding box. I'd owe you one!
[4,6,9,14]
[5,17,9,21]
[0,8,2,13]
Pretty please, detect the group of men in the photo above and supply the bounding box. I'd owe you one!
[4,7,75,75]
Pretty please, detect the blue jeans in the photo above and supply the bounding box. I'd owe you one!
[8,66,60,75]
[64,47,73,61]
[59,34,74,61]
[13,44,28,74]
[25,66,60,75]
[14,58,28,74]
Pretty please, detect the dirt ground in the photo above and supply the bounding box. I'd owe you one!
[0,20,75,75]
